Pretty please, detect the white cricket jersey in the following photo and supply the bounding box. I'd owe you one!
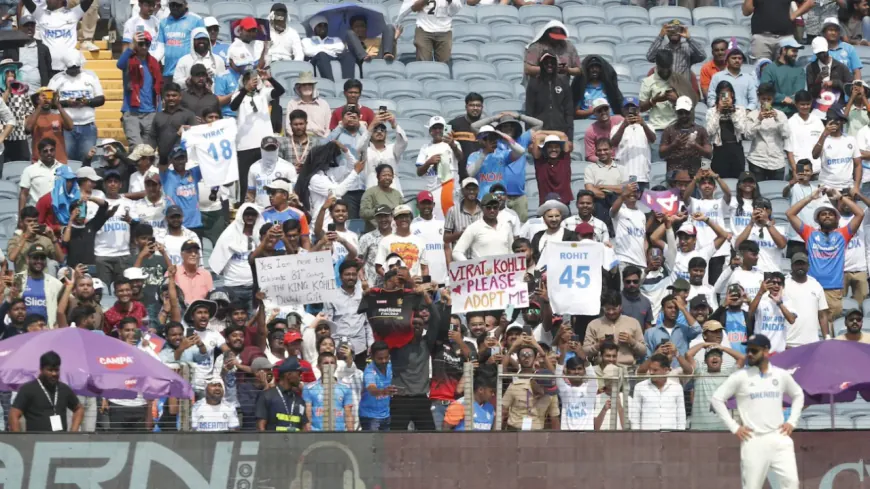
[711,365,804,435]
[94,197,134,258]
[841,215,869,272]
[612,205,647,268]
[784,276,828,347]
[729,198,754,236]
[690,197,727,252]
[819,134,860,190]
[247,159,298,209]
[556,365,598,431]
[182,119,240,186]
[191,399,239,431]
[47,70,103,125]
[673,244,715,282]
[752,295,795,353]
[411,216,448,284]
[191,329,226,392]
[744,224,787,273]
[34,6,84,71]
[154,227,201,266]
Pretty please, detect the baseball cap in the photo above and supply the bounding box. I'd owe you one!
[97,138,118,147]
[385,254,406,268]
[271,3,287,13]
[702,320,724,332]
[189,63,208,76]
[533,369,558,394]
[92,277,106,290]
[416,191,435,203]
[791,252,809,264]
[283,330,303,344]
[169,145,187,159]
[622,96,640,107]
[145,172,161,184]
[477,125,497,138]
[229,48,254,67]
[668,278,691,291]
[752,197,772,210]
[676,222,697,236]
[192,29,209,40]
[75,166,102,181]
[538,134,565,148]
[481,193,499,206]
[181,239,201,252]
[128,143,156,160]
[374,204,392,216]
[814,204,840,223]
[461,177,479,188]
[845,308,863,319]
[826,106,848,122]
[123,267,147,281]
[250,357,273,371]
[675,96,693,112]
[28,244,48,257]
[822,16,840,30]
[690,295,710,310]
[726,47,746,61]
[203,16,220,28]
[392,204,413,218]
[165,205,183,217]
[812,36,829,54]
[261,136,279,150]
[19,13,35,25]
[265,180,292,193]
[738,171,756,182]
[276,357,307,375]
[103,169,123,181]
[427,115,446,129]
[239,16,258,30]
[743,334,772,349]
[342,104,360,116]
[574,222,594,236]
[591,98,610,111]
[779,37,803,49]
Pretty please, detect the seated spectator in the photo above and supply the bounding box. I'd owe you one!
[229,17,266,71]
[760,38,805,118]
[294,142,364,224]
[154,205,201,265]
[584,138,624,233]
[466,125,525,198]
[646,21,706,81]
[398,0,460,63]
[201,17,229,66]
[610,98,654,191]
[127,144,158,194]
[0,61,35,163]
[640,51,680,132]
[34,163,77,234]
[174,27,227,85]
[452,193,513,261]
[117,31,162,147]
[525,52,573,139]
[19,138,63,210]
[23,0,95,72]
[25,89,73,164]
[817,17,864,79]
[524,21,581,78]
[808,36,853,110]
[842,0,870,46]
[302,15,350,82]
[659,96,712,175]
[707,47,759,110]
[746,83,791,181]
[706,81,748,179]
[89,139,133,191]
[8,206,62,272]
[152,83,196,166]
[572,55,623,120]
[360,165,403,232]
[285,73,331,138]
[2,15,51,93]
[344,15,397,73]
[531,132,573,205]
[48,51,104,162]
[14,244,61,328]
[700,39,729,99]
[266,4,303,63]
[584,99,624,162]
[489,183,520,237]
[417,116,463,218]
[837,308,870,342]
[529,199,572,262]
[845,80,870,137]
[131,172,166,229]
[329,79,374,130]
[562,190,611,244]
[364,112,406,195]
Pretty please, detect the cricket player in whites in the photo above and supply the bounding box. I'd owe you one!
[710,334,804,489]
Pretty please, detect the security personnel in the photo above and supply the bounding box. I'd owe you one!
[255,357,310,432]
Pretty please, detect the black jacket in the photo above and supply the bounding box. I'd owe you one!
[571,55,624,115]
[525,73,574,139]
[2,41,52,88]
[806,58,853,102]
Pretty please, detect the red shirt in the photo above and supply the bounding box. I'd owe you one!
[328,105,375,130]
[103,301,147,334]
[35,193,62,235]
[534,154,573,205]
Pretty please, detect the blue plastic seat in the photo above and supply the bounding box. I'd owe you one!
[611,63,631,82]
[579,24,624,45]
[492,24,535,45]
[405,61,451,81]
[497,61,525,84]
[396,99,443,122]
[574,43,615,64]
[300,3,325,23]
[400,138,428,163]
[423,79,469,100]
[361,59,406,80]
[692,6,735,26]
[688,25,709,46]
[605,5,649,26]
[452,23,492,44]
[450,43,480,62]
[620,81,641,99]
[441,99,467,119]
[856,45,870,66]
[364,98,398,113]
[395,118,426,139]
[485,99,523,114]
[707,25,752,51]
[271,60,314,80]
[616,44,652,64]
[562,5,606,26]
[321,97,347,109]
[514,83,525,98]
[622,25,661,45]
[351,78,379,99]
[380,79,424,100]
[307,78,335,97]
[479,44,525,64]
[649,6,692,26]
[452,61,498,82]
[396,41,416,64]
[631,62,655,81]
[452,8,477,25]
[188,2,210,17]
[476,5,520,25]
[468,80,515,100]
[519,5,562,27]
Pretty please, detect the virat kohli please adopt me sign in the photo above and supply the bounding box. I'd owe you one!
[448,253,529,313]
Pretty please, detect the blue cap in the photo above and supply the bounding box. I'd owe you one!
[277,357,308,375]
[55,165,76,180]
[103,169,123,180]
[779,37,803,49]
[623,96,640,107]
[169,145,187,159]
[743,334,772,349]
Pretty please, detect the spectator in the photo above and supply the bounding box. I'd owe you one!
[132,171,165,229]
[524,21,581,78]
[294,142,364,229]
[807,36,853,109]
[364,112,406,195]
[489,183,520,237]
[417,116,463,218]
[610,98,654,191]
[448,93,484,180]
[0,59,34,163]
[782,160,821,257]
[261,180,311,251]
[326,105,369,218]
[158,145,202,232]
[842,0,870,45]
[583,291,647,367]
[584,100,624,163]
[410,191,447,284]
[700,39,730,99]
[102,278,148,333]
[650,213,728,283]
[246,136,298,210]
[784,252,830,345]
[152,83,195,166]
[452,193,513,261]
[154,204,201,265]
[117,32,161,147]
[191,377,239,432]
[303,352,354,431]
[836,308,870,342]
[329,79,374,130]
[174,28,226,86]
[502,367,560,430]
[707,47,759,110]
[817,17,864,79]
[466,125,525,198]
[229,17,266,69]
[620,266,653,329]
[562,190,611,244]
[357,204,392,286]
[845,81,870,137]
[659,96,713,175]
[838,191,870,305]
[123,0,163,59]
[746,272,796,352]
[23,0,94,74]
[525,52,573,139]
[629,354,685,431]
[715,240,765,303]
[266,4,303,64]
[639,51,679,132]
[787,189,864,319]
[231,70,285,200]
[375,204,429,276]
[7,206,61,272]
[584,138,623,231]
[174,239,211,301]
[343,14,397,72]
[814,106,862,194]
[646,20,705,80]
[93,171,133,288]
[61,193,110,271]
[301,15,349,82]
[285,74,330,139]
[255,357,309,432]
[786,91,823,177]
[212,52,247,118]
[19,138,63,210]
[443,371,496,431]
[9,351,83,432]
[237,357,272,431]
[529,199,572,262]
[360,165,403,231]
[158,0,205,78]
[531,132,572,206]
[611,186,648,278]
[572,55,623,120]
[744,0,812,61]
[2,15,51,93]
[706,81,748,179]
[13,244,60,327]
[397,0,460,63]
[209,204,261,307]
[760,38,805,118]
[443,178,481,264]
[733,199,786,273]
[25,89,73,165]
[127,144,158,193]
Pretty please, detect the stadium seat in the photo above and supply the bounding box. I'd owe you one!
[616,45,652,64]
[856,45,870,66]
[631,62,655,81]
[363,98,398,113]
[401,138,427,163]
[518,5,562,27]
[396,99,443,122]
[307,78,335,97]
[863,298,870,313]
[476,5,520,25]
[612,63,632,82]
[514,83,526,99]
[271,60,314,81]
[842,297,860,316]
[692,6,735,26]
[396,41,416,64]
[288,23,307,40]
[405,61,451,81]
[0,200,16,217]
[188,2,210,17]
[574,119,595,137]
[840,399,870,418]
[256,3,297,21]
[453,8,477,25]
[423,79,469,100]
[497,61,525,84]
[486,99,524,114]
[450,43,480,62]
[361,60,407,80]
[574,44,616,64]
[492,24,535,45]
[300,3,325,23]
[0,180,17,199]
[380,79,425,100]
[622,25,662,45]
[452,61,498,82]
[688,25,709,46]
[441,99,467,119]
[803,415,835,430]
[707,25,752,51]
[346,219,366,236]
[479,44,525,64]
[211,1,255,23]
[468,80,515,100]
[833,317,847,336]
[3,161,29,182]
[562,5,606,27]
[620,81,641,99]
[395,118,426,138]
[453,23,492,44]
[648,6,692,26]
[605,5,650,26]
[579,25,624,46]
[757,180,787,198]
[321,97,347,109]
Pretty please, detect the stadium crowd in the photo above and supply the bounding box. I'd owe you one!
[2,0,870,433]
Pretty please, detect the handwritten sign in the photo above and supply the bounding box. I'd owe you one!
[641,189,682,216]
[255,252,338,306]
[448,253,528,313]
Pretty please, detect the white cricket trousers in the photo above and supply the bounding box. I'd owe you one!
[740,431,799,489]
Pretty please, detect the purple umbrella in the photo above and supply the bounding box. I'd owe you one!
[770,340,870,404]
[0,328,193,400]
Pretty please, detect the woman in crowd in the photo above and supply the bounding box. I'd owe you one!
[705,81,748,178]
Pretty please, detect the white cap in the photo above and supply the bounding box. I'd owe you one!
[812,36,829,54]
[75,166,102,181]
[822,16,840,30]
[64,50,85,69]
[264,180,292,193]
[676,222,697,236]
[478,125,496,137]
[675,96,693,112]
[228,45,255,67]
[461,177,479,188]
[591,98,610,110]
[308,14,328,30]
[538,134,565,148]
[385,255,406,268]
[392,204,413,217]
[92,277,106,290]
[204,16,220,28]
[427,115,446,129]
[123,267,147,280]
[97,138,118,147]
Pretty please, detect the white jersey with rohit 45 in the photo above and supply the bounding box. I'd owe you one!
[710,365,804,435]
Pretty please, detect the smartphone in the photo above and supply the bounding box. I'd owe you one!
[487,330,496,339]
[605,334,615,343]
[36,224,46,234]
[378,105,387,113]
[571,334,580,342]
[444,124,452,134]
[136,24,145,34]
[628,175,637,183]
[490,346,500,356]
[728,284,741,296]
[327,223,336,232]
[421,275,431,284]
[185,327,194,337]
[650,248,663,258]
[522,324,532,335]
[86,264,97,276]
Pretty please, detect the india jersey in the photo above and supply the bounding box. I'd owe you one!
[411,217,448,284]
[247,159,298,209]
[800,224,853,289]
[711,365,804,435]
[182,119,239,186]
[191,399,239,431]
[303,380,353,431]
[34,6,84,71]
[95,197,134,258]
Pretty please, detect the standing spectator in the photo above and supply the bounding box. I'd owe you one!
[747,273,796,352]
[326,105,369,218]
[443,371,497,431]
[584,99,624,163]
[452,193,513,261]
[417,116,463,218]
[640,51,679,132]
[620,267,654,330]
[837,309,870,342]
[151,83,195,166]
[228,17,266,71]
[158,0,205,78]
[102,279,147,332]
[283,110,322,177]
[61,196,111,270]
[261,180,311,250]
[448,93,483,180]
[246,136,298,209]
[529,199,572,263]
[501,368,560,430]
[357,204,392,286]
[745,83,790,181]
[784,252,830,345]
[358,341,392,431]
[191,378,239,432]
[232,70,285,201]
[700,39,729,99]
[255,358,310,432]
[465,125,525,198]
[2,14,51,93]
[154,205,201,265]
[646,21,706,80]
[782,160,822,257]
[707,81,749,179]
[659,97,713,175]
[266,4,303,64]
[817,17,863,79]
[525,52,573,140]
[213,53,247,118]
[807,36,853,108]
[25,89,73,164]
[584,138,623,231]
[173,28,226,85]
[360,165,402,231]
[285,74,331,139]
[179,64,219,120]
[786,90,824,177]
[117,31,162,147]
[122,0,163,62]
[531,132,573,205]
[398,0,461,63]
[610,98,655,191]
[7,206,61,272]
[375,205,429,277]
[94,172,133,288]
[611,187,648,279]
[364,112,407,195]
[159,146,202,231]
[174,239,212,301]
[411,191,447,284]
[707,48,759,110]
[18,138,62,209]
[324,261,370,369]
[733,198,788,273]
[9,351,83,432]
[815,107,862,193]
[760,38,806,118]
[328,79,374,130]
[443,178,481,265]
[572,55,624,119]
[209,204,262,307]
[839,191,870,305]
[629,354,686,430]
[523,21,581,78]
[786,188,864,318]
[304,352,354,431]
[744,0,812,61]
[582,291,647,368]
[16,244,62,328]
[302,16,349,82]
[23,0,94,74]
[562,190,611,244]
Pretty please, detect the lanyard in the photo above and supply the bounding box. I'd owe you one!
[37,379,58,415]
[290,139,310,168]
[276,388,296,421]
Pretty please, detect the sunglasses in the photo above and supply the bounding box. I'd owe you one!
[746,348,763,355]
[623,279,639,284]
[484,203,499,209]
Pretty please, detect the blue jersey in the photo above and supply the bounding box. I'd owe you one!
[724,310,747,354]
[303,380,353,431]
[800,224,853,290]
[214,71,241,118]
[467,148,514,199]
[262,206,308,251]
[212,42,230,66]
[161,167,203,228]
[448,399,495,431]
[158,12,205,76]
[23,277,47,320]
[359,362,392,419]
[496,130,531,196]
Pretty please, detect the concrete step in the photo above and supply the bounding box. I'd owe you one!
[103,88,123,101]
[92,68,122,80]
[87,59,120,70]
[76,40,109,51]
[101,80,124,91]
[98,100,123,112]
[97,127,127,142]
[95,118,122,129]
[83,50,112,60]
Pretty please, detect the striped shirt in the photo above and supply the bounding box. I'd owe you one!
[444,199,481,235]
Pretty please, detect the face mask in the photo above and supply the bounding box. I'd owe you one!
[261,149,278,165]
[299,87,314,97]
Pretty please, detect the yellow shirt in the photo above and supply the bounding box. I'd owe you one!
[502,379,560,430]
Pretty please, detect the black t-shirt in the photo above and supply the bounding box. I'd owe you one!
[751,0,793,35]
[449,115,481,181]
[12,379,80,432]
[357,288,422,349]
[67,202,110,268]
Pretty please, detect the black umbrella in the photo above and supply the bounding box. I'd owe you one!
[0,30,32,50]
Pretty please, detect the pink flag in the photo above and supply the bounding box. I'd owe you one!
[641,189,682,216]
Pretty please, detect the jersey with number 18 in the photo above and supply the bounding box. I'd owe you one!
[181,119,240,186]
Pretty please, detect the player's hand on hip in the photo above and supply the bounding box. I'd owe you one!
[780,423,795,437]
[735,425,753,441]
